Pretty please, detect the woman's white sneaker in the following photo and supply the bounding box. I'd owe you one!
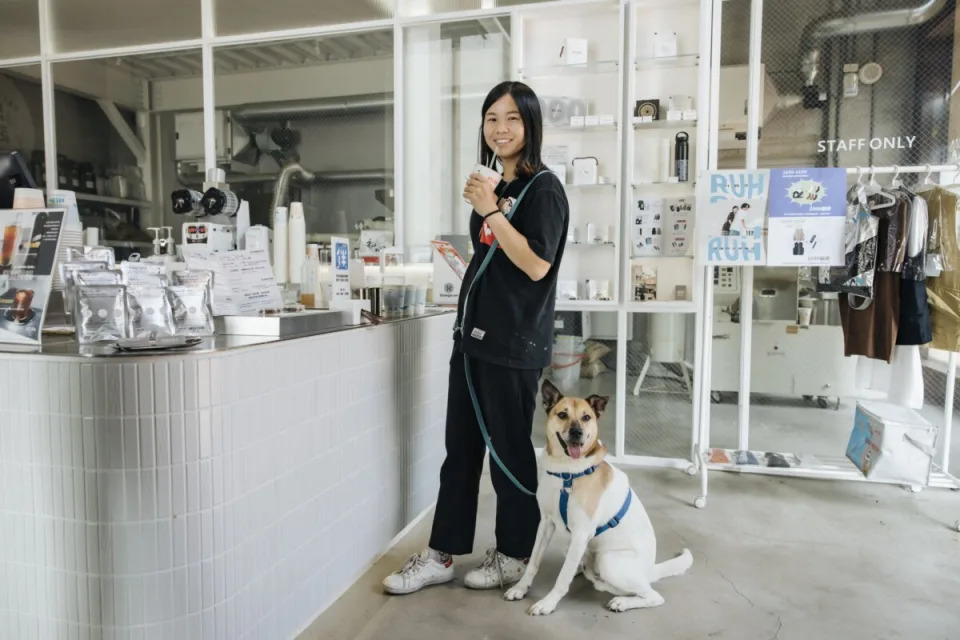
[464,548,528,590]
[382,550,454,595]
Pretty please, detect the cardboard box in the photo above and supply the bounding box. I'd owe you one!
[846,401,937,487]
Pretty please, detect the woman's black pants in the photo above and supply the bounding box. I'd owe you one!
[428,347,541,559]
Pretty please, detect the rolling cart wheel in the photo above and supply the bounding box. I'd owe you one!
[694,497,706,509]
[710,392,722,404]
[816,396,830,409]
[685,465,698,477]
[802,395,814,402]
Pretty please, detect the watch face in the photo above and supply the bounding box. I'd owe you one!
[639,103,657,117]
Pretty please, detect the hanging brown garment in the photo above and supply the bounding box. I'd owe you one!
[839,193,909,363]
[923,187,960,352]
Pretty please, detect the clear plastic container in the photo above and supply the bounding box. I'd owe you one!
[381,248,406,319]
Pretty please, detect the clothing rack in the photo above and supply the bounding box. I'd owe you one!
[844,163,958,479]
[844,164,960,176]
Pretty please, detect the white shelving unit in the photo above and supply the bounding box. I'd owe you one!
[513,1,626,311]
[507,0,712,470]
[623,0,705,313]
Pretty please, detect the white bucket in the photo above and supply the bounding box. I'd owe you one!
[551,335,585,392]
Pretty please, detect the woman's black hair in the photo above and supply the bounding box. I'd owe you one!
[741,203,751,209]
[478,81,545,178]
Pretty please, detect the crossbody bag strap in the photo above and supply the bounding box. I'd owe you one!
[454,170,551,337]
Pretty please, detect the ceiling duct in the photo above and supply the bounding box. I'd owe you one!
[799,0,949,106]
[231,89,497,123]
[233,93,393,122]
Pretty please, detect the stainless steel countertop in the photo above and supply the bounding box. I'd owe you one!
[0,308,454,359]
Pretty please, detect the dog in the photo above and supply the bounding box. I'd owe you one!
[504,379,693,615]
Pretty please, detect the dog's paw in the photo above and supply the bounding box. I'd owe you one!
[504,585,528,601]
[606,597,631,612]
[527,598,558,616]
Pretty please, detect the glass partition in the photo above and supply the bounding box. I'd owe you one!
[53,52,203,260]
[626,311,695,459]
[49,0,201,53]
[0,0,40,59]
[216,0,393,37]
[206,33,394,247]
[534,311,619,450]
[0,65,43,186]
[758,0,956,170]
[402,18,510,252]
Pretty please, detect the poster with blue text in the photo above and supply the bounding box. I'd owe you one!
[766,168,846,267]
[698,170,769,265]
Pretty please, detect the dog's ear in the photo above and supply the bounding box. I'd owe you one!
[541,379,563,414]
[586,395,609,419]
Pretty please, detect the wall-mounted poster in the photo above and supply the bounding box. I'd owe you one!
[765,168,847,267]
[664,197,694,257]
[0,208,65,345]
[632,198,663,257]
[697,170,769,265]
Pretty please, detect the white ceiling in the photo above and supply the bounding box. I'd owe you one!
[96,31,394,81]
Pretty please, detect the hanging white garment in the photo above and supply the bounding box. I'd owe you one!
[853,348,924,409]
[886,346,924,409]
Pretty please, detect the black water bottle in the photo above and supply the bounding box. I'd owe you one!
[675,132,689,182]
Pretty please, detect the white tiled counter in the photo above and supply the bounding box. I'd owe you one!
[0,312,454,640]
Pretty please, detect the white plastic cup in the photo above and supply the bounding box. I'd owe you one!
[464,164,501,204]
[798,307,813,327]
[414,285,427,316]
[84,227,100,247]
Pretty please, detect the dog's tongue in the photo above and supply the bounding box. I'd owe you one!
[568,444,583,459]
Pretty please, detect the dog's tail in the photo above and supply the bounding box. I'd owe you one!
[651,548,693,582]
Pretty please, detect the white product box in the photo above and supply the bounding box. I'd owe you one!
[557,280,579,300]
[666,110,683,121]
[682,109,698,120]
[572,157,599,185]
[585,115,600,127]
[562,38,588,65]
[652,32,678,59]
[599,114,616,126]
[546,164,567,184]
[569,116,585,128]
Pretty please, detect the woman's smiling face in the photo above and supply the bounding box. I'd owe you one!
[483,94,526,161]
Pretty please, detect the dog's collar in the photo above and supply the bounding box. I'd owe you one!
[546,465,599,484]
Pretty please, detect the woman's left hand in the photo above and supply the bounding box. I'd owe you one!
[463,174,499,217]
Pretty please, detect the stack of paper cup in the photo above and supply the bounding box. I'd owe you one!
[47,190,84,292]
[12,188,45,209]
[83,227,100,247]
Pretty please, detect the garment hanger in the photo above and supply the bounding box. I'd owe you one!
[935,163,960,191]
[913,164,940,192]
[848,166,866,201]
[890,165,902,190]
[862,167,896,210]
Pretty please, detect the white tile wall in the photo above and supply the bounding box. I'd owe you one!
[0,313,453,640]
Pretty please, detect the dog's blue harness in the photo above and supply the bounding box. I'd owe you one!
[547,464,633,537]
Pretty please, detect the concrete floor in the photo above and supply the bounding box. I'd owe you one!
[300,467,960,640]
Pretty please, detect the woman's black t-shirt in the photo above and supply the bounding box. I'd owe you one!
[455,171,570,370]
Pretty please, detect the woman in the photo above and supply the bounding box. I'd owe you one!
[383,81,570,594]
